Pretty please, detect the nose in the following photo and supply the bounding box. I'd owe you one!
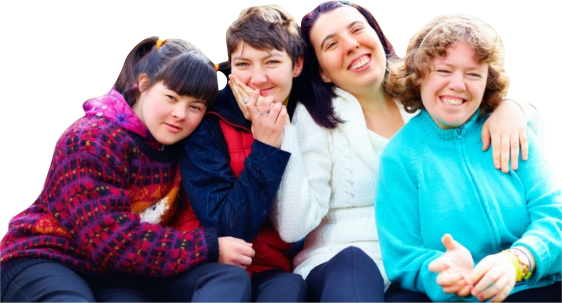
[343,34,360,54]
[249,66,267,87]
[172,104,186,121]
[448,72,466,92]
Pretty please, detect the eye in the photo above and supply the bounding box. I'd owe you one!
[436,69,451,74]
[167,95,177,102]
[352,26,364,34]
[266,60,281,65]
[234,62,249,67]
[467,73,482,78]
[189,105,202,111]
[326,41,337,50]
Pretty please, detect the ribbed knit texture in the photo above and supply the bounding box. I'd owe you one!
[1,88,217,299]
[376,109,562,302]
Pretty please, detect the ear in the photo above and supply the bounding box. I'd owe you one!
[319,69,332,83]
[293,56,304,78]
[138,73,150,93]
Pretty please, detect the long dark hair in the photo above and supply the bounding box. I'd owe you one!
[300,1,397,129]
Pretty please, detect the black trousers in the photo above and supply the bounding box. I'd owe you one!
[251,268,307,302]
[306,246,430,302]
[3,261,251,302]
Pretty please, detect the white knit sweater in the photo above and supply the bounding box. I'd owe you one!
[273,87,543,289]
[272,88,415,288]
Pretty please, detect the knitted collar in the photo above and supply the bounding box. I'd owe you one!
[418,108,485,145]
[83,88,154,140]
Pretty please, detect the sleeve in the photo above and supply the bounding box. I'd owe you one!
[375,143,463,302]
[179,117,290,242]
[270,104,334,243]
[512,98,546,145]
[51,132,218,278]
[512,129,562,282]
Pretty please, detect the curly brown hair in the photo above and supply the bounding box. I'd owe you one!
[386,13,510,115]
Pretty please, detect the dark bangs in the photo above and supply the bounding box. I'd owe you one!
[156,51,218,106]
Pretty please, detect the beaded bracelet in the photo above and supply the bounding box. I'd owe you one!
[500,250,522,282]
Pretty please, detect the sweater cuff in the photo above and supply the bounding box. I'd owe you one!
[203,228,219,263]
[280,125,297,153]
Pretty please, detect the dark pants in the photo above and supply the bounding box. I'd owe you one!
[306,246,430,302]
[251,268,307,302]
[3,262,251,302]
[505,281,561,302]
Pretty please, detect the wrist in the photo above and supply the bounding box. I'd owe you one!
[511,247,533,280]
[500,98,525,116]
[500,249,531,282]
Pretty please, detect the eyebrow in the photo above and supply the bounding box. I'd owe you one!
[320,21,364,49]
[231,52,284,61]
[436,62,486,70]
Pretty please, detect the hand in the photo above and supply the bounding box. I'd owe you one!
[482,99,528,173]
[246,89,287,148]
[469,253,516,303]
[229,74,263,121]
[229,74,291,125]
[428,234,474,297]
[217,237,254,269]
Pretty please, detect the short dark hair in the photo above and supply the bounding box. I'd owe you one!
[226,5,306,68]
[114,36,218,107]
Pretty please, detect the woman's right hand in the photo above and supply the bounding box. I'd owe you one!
[217,237,254,269]
[229,74,291,126]
[428,234,474,297]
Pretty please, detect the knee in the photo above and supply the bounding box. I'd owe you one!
[276,273,307,294]
[209,264,252,290]
[332,246,373,268]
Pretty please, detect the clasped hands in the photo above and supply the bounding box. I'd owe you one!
[229,75,289,148]
[428,234,517,303]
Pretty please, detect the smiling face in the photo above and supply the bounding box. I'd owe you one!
[309,6,387,95]
[230,41,302,103]
[133,79,207,145]
[420,42,488,129]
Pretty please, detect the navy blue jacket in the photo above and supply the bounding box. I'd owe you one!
[178,86,293,242]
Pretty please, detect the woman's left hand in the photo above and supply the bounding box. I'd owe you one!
[468,253,516,303]
[482,99,528,173]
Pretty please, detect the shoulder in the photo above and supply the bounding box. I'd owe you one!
[58,116,133,153]
[292,102,315,126]
[381,116,423,163]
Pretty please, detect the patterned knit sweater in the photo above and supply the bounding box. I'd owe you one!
[0,88,218,297]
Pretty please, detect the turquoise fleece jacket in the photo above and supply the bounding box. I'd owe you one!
[375,109,562,302]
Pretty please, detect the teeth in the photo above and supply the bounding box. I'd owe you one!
[442,98,464,105]
[350,57,369,70]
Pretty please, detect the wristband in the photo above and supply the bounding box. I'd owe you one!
[511,247,532,280]
[500,250,522,282]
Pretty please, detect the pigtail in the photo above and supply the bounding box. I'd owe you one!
[114,36,159,106]
[217,61,231,78]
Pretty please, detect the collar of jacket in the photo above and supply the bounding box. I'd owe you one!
[206,85,252,133]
